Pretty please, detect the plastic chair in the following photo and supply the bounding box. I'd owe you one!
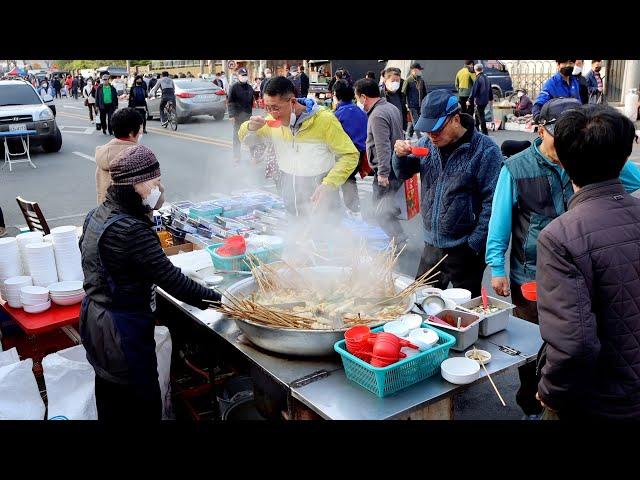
[15,196,51,235]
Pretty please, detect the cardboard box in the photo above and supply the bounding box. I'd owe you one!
[163,242,204,257]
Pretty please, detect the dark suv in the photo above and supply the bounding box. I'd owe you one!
[384,59,514,100]
[0,79,62,153]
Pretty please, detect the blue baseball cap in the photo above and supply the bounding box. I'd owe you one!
[415,90,461,133]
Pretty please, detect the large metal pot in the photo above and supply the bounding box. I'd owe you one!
[222,266,416,356]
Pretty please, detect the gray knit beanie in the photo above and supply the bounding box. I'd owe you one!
[110,144,161,185]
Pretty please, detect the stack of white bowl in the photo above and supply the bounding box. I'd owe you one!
[20,285,51,313]
[51,226,84,282]
[25,242,58,288]
[3,276,33,308]
[48,281,85,306]
[16,231,44,275]
[0,238,24,300]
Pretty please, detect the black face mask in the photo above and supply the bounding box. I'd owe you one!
[560,66,574,77]
[136,81,142,85]
[595,67,602,72]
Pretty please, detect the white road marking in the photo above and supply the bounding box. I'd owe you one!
[72,151,96,163]
[59,125,94,135]
[63,105,84,110]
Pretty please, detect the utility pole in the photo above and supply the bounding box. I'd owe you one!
[199,60,205,76]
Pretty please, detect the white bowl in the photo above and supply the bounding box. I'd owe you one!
[23,299,52,314]
[4,276,32,287]
[465,349,492,365]
[20,285,49,296]
[383,320,410,338]
[398,313,423,330]
[48,281,84,293]
[441,288,472,305]
[51,226,77,236]
[408,328,440,351]
[50,294,85,306]
[441,357,480,385]
[50,290,84,297]
[400,346,421,358]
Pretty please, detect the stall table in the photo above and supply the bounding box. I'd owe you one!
[0,300,81,372]
[157,267,543,420]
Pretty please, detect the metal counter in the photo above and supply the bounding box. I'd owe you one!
[157,267,543,419]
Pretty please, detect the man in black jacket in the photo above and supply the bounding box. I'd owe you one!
[299,65,309,98]
[79,144,220,420]
[228,67,255,163]
[95,74,119,135]
[402,62,427,138]
[381,67,408,133]
[468,64,490,135]
[536,105,640,420]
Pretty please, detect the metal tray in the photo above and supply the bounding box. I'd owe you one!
[460,296,515,337]
[222,266,416,356]
[423,309,481,351]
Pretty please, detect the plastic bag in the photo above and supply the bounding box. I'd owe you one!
[42,345,98,420]
[155,326,174,420]
[0,350,46,420]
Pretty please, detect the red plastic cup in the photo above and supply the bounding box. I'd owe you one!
[345,325,371,344]
[369,332,402,359]
[411,146,429,156]
[521,281,537,301]
[370,351,407,367]
[266,119,282,128]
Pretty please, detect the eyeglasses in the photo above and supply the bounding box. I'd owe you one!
[264,98,293,113]
[429,114,455,135]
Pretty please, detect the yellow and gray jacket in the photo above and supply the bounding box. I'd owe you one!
[238,99,358,215]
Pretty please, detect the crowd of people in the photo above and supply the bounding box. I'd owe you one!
[230,61,640,421]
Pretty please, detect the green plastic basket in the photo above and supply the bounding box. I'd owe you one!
[334,325,456,397]
[206,243,283,271]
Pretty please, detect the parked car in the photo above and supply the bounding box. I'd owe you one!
[147,78,226,123]
[0,79,62,153]
[111,79,126,96]
[383,59,514,101]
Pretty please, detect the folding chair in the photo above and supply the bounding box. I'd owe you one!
[15,196,51,235]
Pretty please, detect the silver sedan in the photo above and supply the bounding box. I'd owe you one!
[147,78,226,123]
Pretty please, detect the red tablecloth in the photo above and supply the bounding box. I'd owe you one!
[0,301,81,335]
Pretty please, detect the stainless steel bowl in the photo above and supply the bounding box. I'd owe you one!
[222,266,416,356]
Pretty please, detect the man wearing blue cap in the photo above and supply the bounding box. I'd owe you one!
[485,97,640,419]
[393,89,502,296]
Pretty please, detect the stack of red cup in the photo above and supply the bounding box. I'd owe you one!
[344,327,419,367]
[344,325,377,361]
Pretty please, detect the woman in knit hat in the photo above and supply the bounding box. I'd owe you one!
[79,144,220,420]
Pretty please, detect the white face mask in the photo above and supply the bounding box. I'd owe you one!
[142,186,162,210]
[386,80,400,93]
[265,73,272,78]
[357,96,366,111]
[572,66,583,75]
[517,91,524,98]
[239,75,248,83]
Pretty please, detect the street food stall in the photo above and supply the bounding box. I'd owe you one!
[153,190,543,420]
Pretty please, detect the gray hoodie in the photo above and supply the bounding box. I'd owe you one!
[365,97,404,177]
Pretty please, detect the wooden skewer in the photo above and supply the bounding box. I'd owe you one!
[473,346,506,407]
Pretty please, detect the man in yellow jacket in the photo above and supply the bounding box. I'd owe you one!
[239,76,359,216]
[455,60,476,115]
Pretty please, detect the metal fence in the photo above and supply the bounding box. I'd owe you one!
[503,60,557,100]
[605,60,625,103]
